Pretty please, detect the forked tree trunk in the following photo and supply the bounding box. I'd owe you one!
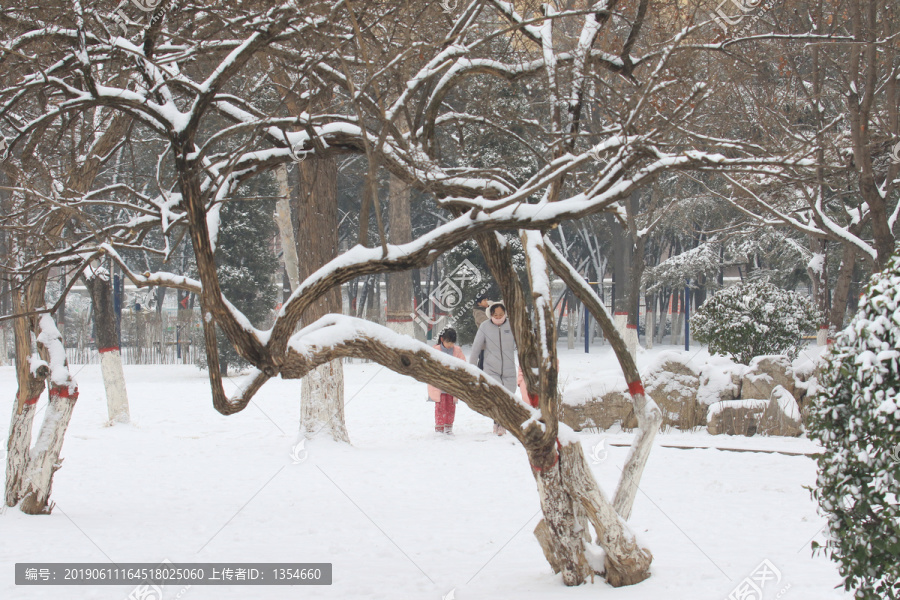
[294,155,349,443]
[531,443,653,587]
[7,314,79,514]
[84,268,130,423]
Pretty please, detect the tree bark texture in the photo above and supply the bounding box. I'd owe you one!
[386,174,415,337]
[294,156,349,443]
[84,269,130,423]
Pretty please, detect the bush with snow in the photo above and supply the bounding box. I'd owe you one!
[690,281,819,365]
[807,248,900,599]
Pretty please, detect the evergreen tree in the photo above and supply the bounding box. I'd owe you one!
[808,246,900,600]
[211,175,279,375]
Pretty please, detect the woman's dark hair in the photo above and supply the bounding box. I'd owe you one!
[439,327,457,344]
[489,302,506,316]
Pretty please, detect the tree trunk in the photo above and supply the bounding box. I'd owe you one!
[84,268,130,423]
[275,164,301,293]
[829,242,857,332]
[294,155,349,443]
[386,174,415,337]
[557,442,653,586]
[5,295,46,507]
[609,215,636,355]
[807,237,830,345]
[7,315,79,514]
[365,274,382,323]
[671,290,683,345]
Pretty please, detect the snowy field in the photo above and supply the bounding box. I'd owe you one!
[2,344,850,600]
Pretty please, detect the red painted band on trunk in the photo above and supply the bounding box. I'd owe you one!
[531,439,562,472]
[626,324,637,329]
[49,386,79,401]
[527,392,539,409]
[98,346,120,354]
[24,395,40,406]
[628,381,645,396]
[819,325,829,330]
[614,311,629,316]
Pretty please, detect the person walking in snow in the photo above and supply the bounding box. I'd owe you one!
[472,294,491,369]
[427,328,466,435]
[473,295,491,328]
[470,302,516,436]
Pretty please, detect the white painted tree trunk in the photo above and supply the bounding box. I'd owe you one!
[84,268,130,424]
[672,306,683,345]
[99,349,130,423]
[7,315,80,514]
[299,359,349,443]
[615,312,637,357]
[19,383,78,514]
[5,400,36,506]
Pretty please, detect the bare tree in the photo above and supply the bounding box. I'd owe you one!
[0,0,817,584]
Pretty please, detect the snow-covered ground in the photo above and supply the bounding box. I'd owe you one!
[1,344,849,599]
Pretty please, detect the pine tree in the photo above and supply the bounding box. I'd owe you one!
[212,176,279,375]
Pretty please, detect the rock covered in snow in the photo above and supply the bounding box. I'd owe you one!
[697,355,743,405]
[758,385,802,437]
[741,355,797,401]
[560,389,637,432]
[642,351,704,429]
[706,399,769,435]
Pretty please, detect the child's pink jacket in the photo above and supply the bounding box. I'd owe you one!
[427,344,466,402]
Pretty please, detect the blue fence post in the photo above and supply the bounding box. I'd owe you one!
[684,281,690,351]
[584,296,590,353]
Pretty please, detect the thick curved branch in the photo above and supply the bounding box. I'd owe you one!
[280,315,543,444]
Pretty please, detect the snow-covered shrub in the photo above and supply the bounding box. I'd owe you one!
[690,281,819,365]
[807,248,900,599]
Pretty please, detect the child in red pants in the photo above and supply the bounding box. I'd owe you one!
[427,328,466,435]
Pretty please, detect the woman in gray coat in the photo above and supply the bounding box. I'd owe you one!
[470,302,516,435]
